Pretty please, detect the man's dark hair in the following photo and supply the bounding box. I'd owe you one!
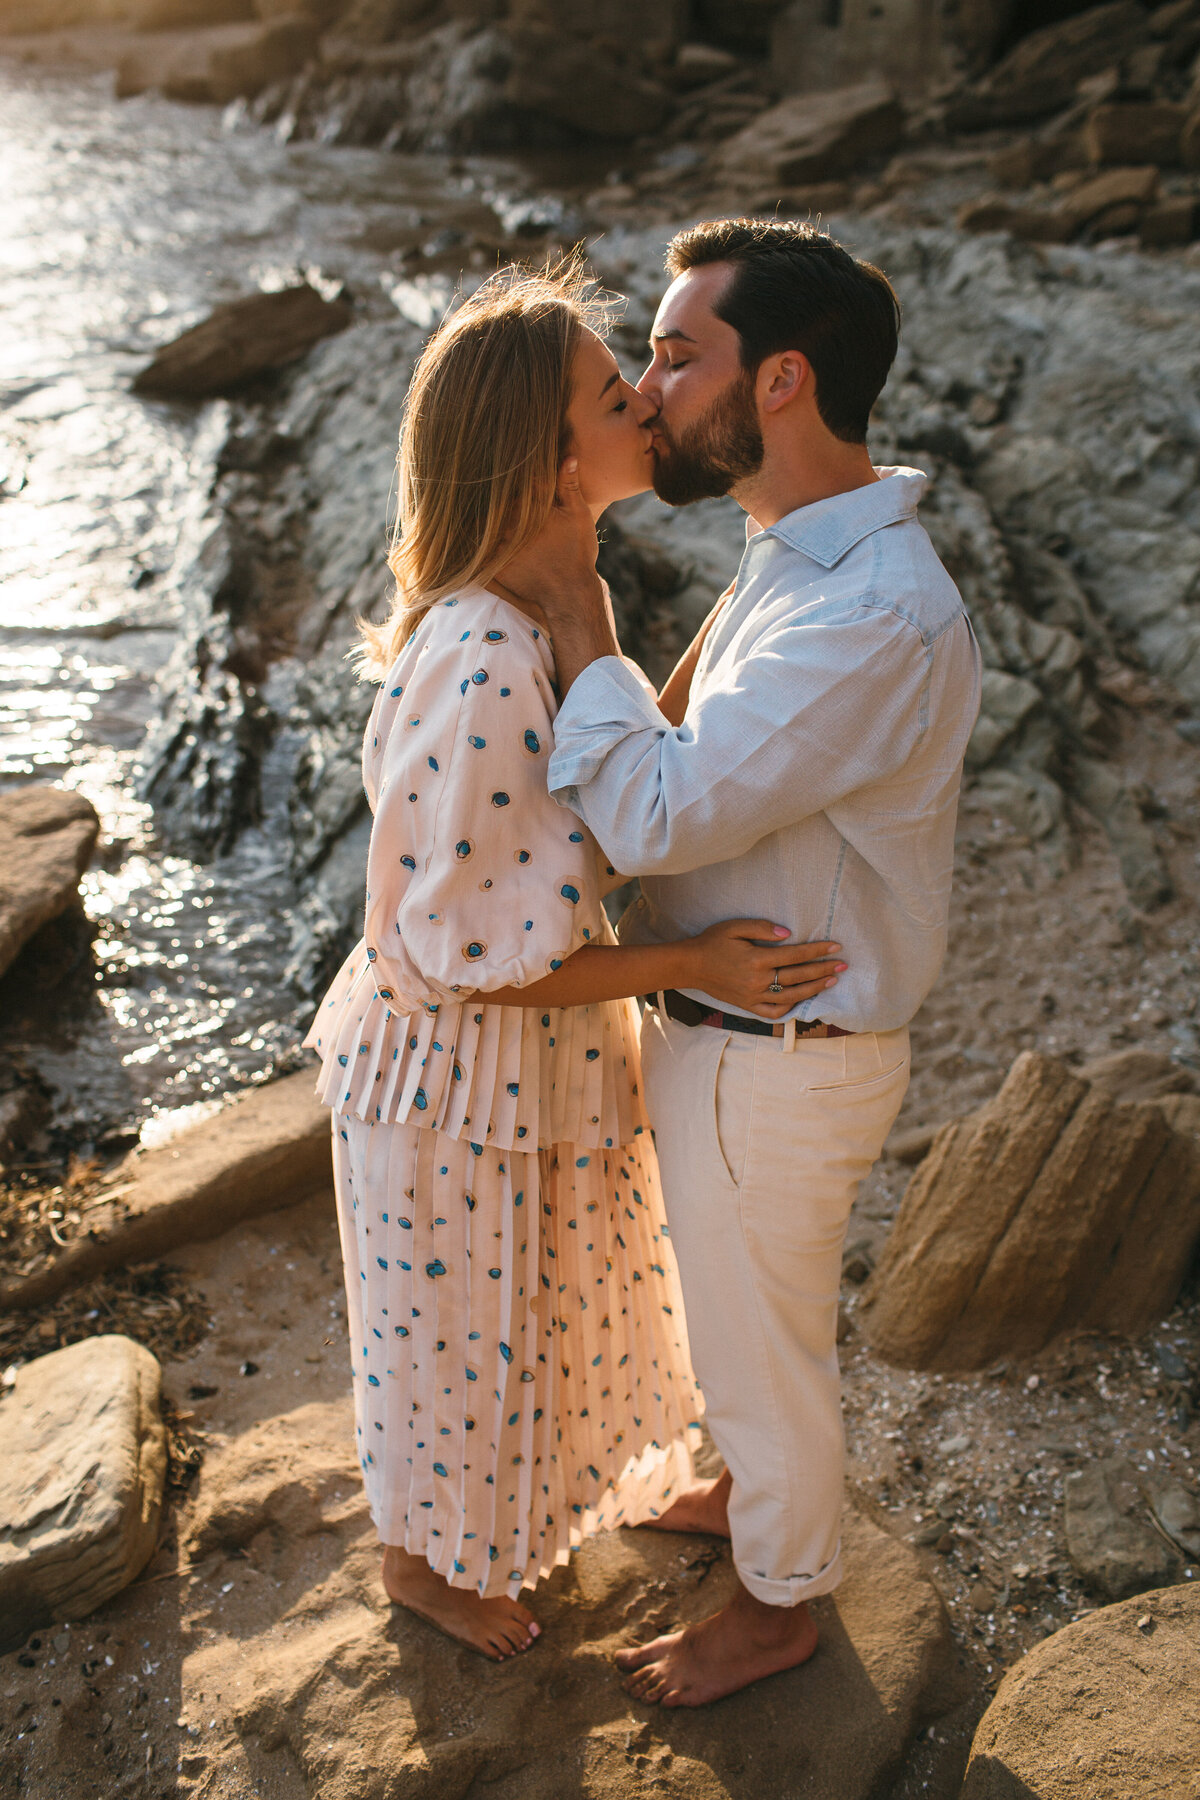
[665,218,901,445]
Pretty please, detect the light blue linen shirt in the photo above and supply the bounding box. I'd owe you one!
[546,467,982,1033]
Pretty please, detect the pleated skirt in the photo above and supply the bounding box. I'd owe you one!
[331,1113,703,1598]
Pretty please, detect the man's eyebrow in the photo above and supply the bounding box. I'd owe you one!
[650,328,697,346]
[599,369,621,398]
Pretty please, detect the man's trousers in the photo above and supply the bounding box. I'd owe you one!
[642,1005,910,1605]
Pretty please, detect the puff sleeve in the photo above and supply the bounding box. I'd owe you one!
[362,607,607,1006]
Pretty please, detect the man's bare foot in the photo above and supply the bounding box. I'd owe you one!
[641,1468,732,1537]
[382,1546,540,1661]
[616,1579,817,1706]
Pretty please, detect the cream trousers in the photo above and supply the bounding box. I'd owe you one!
[642,1005,910,1606]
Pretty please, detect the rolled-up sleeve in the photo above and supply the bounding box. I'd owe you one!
[546,610,932,877]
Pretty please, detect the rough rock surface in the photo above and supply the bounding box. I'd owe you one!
[170,1417,963,1800]
[960,1581,1200,1799]
[946,2,1153,131]
[132,282,352,399]
[0,1068,331,1309]
[719,80,904,187]
[0,1335,166,1654]
[0,785,99,983]
[113,17,319,105]
[857,1051,1200,1371]
[1063,1456,1185,1600]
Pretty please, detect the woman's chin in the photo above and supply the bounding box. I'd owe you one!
[594,471,656,513]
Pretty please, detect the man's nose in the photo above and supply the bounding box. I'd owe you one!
[635,361,661,407]
[632,384,659,426]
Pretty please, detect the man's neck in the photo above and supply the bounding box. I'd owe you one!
[733,443,879,530]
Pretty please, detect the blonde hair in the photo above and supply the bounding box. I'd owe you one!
[357,259,610,679]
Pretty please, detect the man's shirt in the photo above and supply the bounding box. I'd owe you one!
[545,467,983,1033]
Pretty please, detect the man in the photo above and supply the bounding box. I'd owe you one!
[505,219,981,1705]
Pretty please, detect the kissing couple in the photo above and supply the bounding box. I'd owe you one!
[304,217,981,1706]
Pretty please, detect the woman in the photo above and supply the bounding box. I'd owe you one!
[304,264,845,1661]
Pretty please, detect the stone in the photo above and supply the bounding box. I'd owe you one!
[1158,1092,1200,1139]
[176,1395,964,1800]
[1140,195,1198,245]
[504,30,673,142]
[1071,754,1173,910]
[961,1582,1200,1798]
[0,784,100,983]
[857,1051,1200,1371]
[1183,109,1200,169]
[673,41,740,89]
[0,1069,332,1311]
[945,2,1151,131]
[1077,1048,1195,1105]
[1059,163,1162,229]
[956,195,1074,242]
[132,283,351,400]
[0,1336,166,1654]
[115,18,319,107]
[1148,1474,1200,1560]
[1064,1457,1184,1600]
[989,131,1086,188]
[965,668,1043,767]
[770,0,952,103]
[1085,101,1188,167]
[719,81,904,187]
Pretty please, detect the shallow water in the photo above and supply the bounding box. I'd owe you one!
[0,62,548,1146]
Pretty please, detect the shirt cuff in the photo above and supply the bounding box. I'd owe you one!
[547,655,666,795]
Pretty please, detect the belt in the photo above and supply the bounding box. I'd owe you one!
[645,989,855,1040]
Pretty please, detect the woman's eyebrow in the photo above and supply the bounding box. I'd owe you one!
[599,369,620,399]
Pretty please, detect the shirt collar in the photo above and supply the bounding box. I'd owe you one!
[761,466,927,570]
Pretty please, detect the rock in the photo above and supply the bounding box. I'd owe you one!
[1183,109,1200,169]
[132,283,351,400]
[0,1070,332,1311]
[1140,194,1198,245]
[1085,101,1189,167]
[673,41,740,89]
[0,784,100,983]
[503,29,673,143]
[1071,754,1173,910]
[1076,1048,1195,1105]
[1158,1092,1200,1139]
[1147,1473,1200,1561]
[956,195,1074,243]
[719,81,904,187]
[0,1336,166,1654]
[770,0,953,103]
[176,1395,964,1800]
[989,130,1087,189]
[945,2,1151,131]
[966,667,1043,767]
[857,1051,1200,1371]
[115,18,319,106]
[1064,1457,1184,1600]
[1058,163,1162,231]
[962,1582,1200,1798]
[885,1123,939,1165]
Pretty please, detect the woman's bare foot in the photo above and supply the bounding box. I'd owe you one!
[382,1546,540,1660]
[615,1579,817,1706]
[641,1468,732,1537]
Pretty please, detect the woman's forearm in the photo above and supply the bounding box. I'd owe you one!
[657,586,732,727]
[468,940,697,1009]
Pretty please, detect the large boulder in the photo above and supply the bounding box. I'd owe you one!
[0,1069,332,1310]
[961,1583,1200,1798]
[718,80,904,187]
[0,1336,166,1654]
[1085,101,1189,168]
[857,1051,1200,1371]
[115,17,319,106]
[0,785,99,983]
[132,282,351,399]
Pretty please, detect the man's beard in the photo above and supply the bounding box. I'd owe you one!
[651,370,764,506]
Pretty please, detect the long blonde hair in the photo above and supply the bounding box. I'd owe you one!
[358,260,610,679]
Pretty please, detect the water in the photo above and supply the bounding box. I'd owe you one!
[0,61,550,1147]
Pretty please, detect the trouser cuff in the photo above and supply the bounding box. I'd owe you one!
[735,1546,843,1607]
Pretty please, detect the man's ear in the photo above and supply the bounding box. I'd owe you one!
[759,351,813,416]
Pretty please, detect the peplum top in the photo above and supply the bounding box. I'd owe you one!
[303,588,651,1153]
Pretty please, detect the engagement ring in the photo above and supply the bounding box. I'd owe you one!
[768,972,784,993]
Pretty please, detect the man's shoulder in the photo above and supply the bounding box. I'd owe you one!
[757,520,967,647]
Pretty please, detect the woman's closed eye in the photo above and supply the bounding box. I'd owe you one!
[612,398,628,413]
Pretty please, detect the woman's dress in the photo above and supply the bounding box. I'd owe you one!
[304,588,701,1598]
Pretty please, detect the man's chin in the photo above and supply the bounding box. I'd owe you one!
[651,463,735,507]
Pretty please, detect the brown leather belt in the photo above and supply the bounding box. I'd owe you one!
[646,989,855,1040]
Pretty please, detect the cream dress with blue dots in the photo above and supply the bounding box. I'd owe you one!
[304,589,702,1599]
